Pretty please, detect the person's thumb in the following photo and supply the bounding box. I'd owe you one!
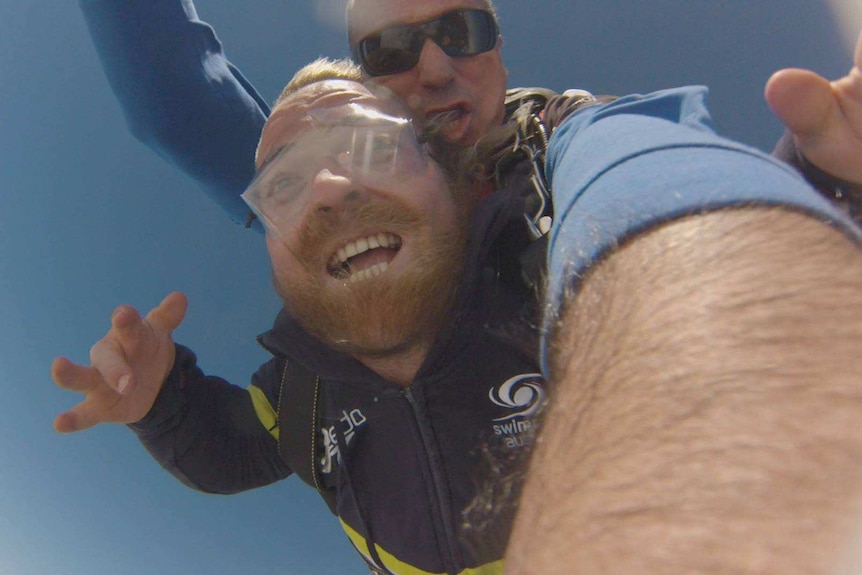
[765,68,835,140]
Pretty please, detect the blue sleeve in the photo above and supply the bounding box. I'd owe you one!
[79,0,269,230]
[543,86,862,362]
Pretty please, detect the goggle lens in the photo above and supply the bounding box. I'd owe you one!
[242,105,427,236]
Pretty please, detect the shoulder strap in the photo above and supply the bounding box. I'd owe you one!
[500,87,614,239]
[276,360,338,514]
[496,94,553,238]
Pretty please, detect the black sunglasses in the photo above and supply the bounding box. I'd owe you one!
[352,9,500,77]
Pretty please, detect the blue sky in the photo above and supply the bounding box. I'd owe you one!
[0,1,857,574]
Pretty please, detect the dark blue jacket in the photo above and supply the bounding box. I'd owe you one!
[130,180,550,575]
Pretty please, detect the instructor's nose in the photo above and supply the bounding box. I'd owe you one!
[416,39,456,89]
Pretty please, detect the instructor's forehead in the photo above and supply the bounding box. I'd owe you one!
[349,0,489,43]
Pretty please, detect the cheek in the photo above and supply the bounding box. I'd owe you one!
[475,60,507,116]
[423,181,463,231]
[267,236,305,278]
[373,75,423,114]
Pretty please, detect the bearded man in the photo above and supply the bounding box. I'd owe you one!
[53,67,548,575]
[55,46,862,575]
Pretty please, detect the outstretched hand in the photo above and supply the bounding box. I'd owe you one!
[765,29,862,183]
[52,291,188,433]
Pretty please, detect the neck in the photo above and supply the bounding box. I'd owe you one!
[355,340,432,387]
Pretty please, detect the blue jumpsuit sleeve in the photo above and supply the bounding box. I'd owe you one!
[542,86,862,366]
[78,0,269,230]
[129,345,291,493]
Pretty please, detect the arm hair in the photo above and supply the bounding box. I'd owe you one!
[505,208,862,574]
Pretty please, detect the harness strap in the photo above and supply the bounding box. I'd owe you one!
[276,359,338,514]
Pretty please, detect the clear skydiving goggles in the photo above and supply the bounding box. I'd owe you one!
[241,103,430,236]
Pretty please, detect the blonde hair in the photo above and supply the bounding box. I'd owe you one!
[273,57,362,109]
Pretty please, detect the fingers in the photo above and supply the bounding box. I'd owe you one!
[89,336,135,395]
[53,411,79,433]
[52,357,112,433]
[84,293,183,395]
[54,403,101,434]
[145,291,188,335]
[855,29,861,69]
[111,303,142,330]
[52,357,108,433]
[51,356,103,393]
[53,292,185,432]
[765,68,834,139]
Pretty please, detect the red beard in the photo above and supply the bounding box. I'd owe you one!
[273,197,469,357]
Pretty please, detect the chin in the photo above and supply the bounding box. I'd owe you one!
[279,246,463,361]
[321,330,421,359]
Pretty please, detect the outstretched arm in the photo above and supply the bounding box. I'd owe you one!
[79,0,269,228]
[53,291,290,492]
[504,90,862,574]
[766,29,862,185]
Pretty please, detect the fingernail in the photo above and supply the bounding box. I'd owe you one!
[117,375,132,395]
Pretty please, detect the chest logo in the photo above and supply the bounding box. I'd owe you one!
[489,373,546,449]
[320,408,367,475]
[489,373,546,421]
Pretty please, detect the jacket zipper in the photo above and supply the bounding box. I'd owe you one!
[258,335,463,574]
[403,386,462,575]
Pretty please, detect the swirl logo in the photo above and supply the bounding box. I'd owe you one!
[489,373,546,421]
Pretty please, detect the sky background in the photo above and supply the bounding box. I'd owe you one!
[0,1,859,574]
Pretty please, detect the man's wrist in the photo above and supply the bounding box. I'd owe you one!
[128,343,192,433]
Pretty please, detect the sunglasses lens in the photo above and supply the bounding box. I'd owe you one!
[359,30,422,76]
[356,9,497,77]
[434,10,496,56]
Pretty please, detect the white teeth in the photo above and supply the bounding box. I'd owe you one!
[332,234,401,266]
[329,234,401,280]
[355,237,369,254]
[348,261,389,283]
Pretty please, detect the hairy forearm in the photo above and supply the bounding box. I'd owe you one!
[506,209,862,574]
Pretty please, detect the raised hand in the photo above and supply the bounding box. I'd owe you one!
[765,29,862,183]
[52,291,188,433]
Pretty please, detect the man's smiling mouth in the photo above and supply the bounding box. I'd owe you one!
[327,233,403,282]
